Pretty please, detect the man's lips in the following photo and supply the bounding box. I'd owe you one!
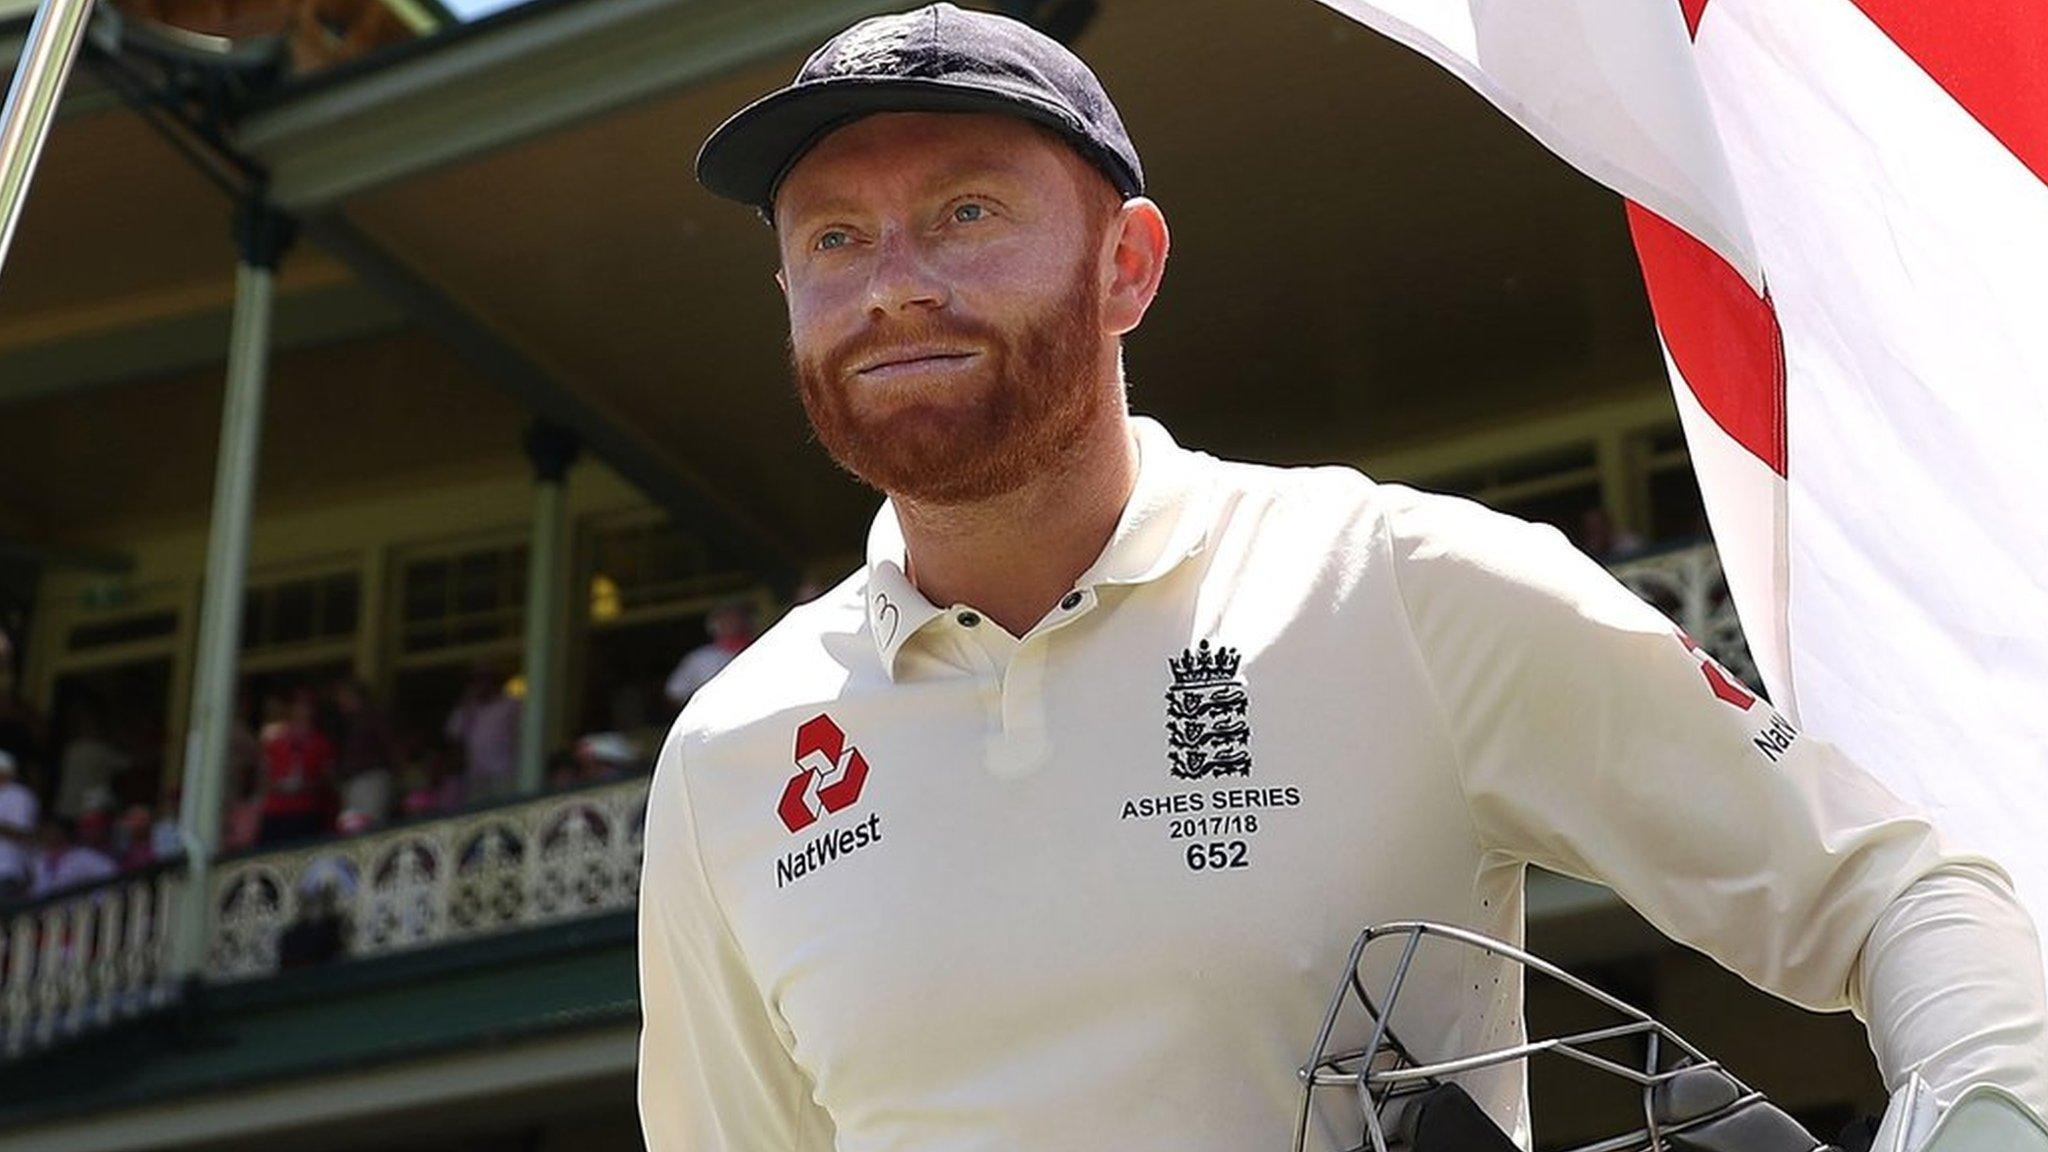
[849,348,982,381]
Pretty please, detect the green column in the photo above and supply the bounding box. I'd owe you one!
[169,202,294,985]
[518,422,579,794]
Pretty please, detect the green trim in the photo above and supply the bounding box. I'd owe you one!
[211,908,636,1012]
[0,913,639,1124]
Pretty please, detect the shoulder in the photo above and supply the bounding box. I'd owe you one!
[1190,445,1409,553]
[1371,484,1668,640]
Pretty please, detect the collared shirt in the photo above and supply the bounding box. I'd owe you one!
[637,416,1982,1151]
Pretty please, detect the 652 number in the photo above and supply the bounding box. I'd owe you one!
[1185,840,1249,871]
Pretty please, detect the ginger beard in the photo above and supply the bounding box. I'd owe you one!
[792,253,1110,506]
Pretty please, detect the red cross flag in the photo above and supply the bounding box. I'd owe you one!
[1315,0,2048,967]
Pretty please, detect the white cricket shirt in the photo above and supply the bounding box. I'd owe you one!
[637,416,1995,1151]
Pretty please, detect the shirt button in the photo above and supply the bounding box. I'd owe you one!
[956,610,981,628]
[1060,591,1084,611]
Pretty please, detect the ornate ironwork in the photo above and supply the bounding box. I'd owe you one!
[1607,542,1761,695]
[205,777,649,982]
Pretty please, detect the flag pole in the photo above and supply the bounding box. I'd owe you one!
[0,0,98,289]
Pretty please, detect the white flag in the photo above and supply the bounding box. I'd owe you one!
[1316,0,2048,964]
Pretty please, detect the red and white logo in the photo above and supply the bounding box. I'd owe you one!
[777,714,870,834]
[1677,629,1758,710]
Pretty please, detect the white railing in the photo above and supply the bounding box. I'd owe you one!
[1607,539,1761,694]
[0,863,183,1057]
[206,776,649,982]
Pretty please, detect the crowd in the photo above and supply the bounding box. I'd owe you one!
[0,601,770,910]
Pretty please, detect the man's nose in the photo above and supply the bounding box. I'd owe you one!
[863,230,948,316]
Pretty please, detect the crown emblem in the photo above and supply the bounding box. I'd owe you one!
[1169,639,1242,688]
[1165,639,1251,780]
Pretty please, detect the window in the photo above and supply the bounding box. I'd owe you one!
[583,519,721,624]
[68,611,178,653]
[396,541,529,655]
[243,571,361,653]
[1639,428,1711,545]
[575,516,755,738]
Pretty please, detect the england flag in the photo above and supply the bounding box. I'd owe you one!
[1314,0,2048,969]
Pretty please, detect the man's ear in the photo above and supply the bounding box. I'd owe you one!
[1101,197,1170,338]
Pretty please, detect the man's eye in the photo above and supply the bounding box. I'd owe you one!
[951,202,987,224]
[815,230,851,252]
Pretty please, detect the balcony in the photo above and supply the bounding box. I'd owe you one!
[0,777,648,1143]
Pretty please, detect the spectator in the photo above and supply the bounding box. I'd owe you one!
[277,882,350,969]
[29,814,116,899]
[258,689,337,847]
[331,677,395,828]
[113,804,156,870]
[0,630,46,797]
[664,602,759,708]
[544,747,581,792]
[54,697,132,822]
[1576,507,1644,561]
[223,781,265,851]
[0,751,39,903]
[396,763,456,818]
[574,732,643,783]
[395,737,462,819]
[151,793,188,860]
[445,661,521,804]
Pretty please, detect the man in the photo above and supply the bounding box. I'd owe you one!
[638,6,2048,1149]
[53,698,130,822]
[662,601,761,709]
[258,688,337,846]
[0,751,38,903]
[29,813,116,899]
[444,660,521,804]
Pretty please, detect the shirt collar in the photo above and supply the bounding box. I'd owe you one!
[864,415,1214,676]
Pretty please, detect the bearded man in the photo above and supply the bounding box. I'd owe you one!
[637,5,2048,1149]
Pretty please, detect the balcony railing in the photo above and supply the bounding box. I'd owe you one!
[208,776,648,982]
[0,860,182,1057]
[0,542,1753,1060]
[0,776,648,1056]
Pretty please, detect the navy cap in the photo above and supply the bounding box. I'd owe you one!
[696,3,1144,215]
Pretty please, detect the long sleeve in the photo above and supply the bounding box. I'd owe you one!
[637,728,837,1151]
[1384,487,2046,1095]
[1854,864,2048,1112]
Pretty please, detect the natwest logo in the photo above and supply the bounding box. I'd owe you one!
[1676,629,1758,710]
[777,713,871,833]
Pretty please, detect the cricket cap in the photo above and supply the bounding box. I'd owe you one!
[696,3,1143,215]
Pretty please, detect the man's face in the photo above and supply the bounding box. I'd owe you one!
[775,112,1119,505]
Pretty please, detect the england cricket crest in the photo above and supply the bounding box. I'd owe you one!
[1166,639,1252,779]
